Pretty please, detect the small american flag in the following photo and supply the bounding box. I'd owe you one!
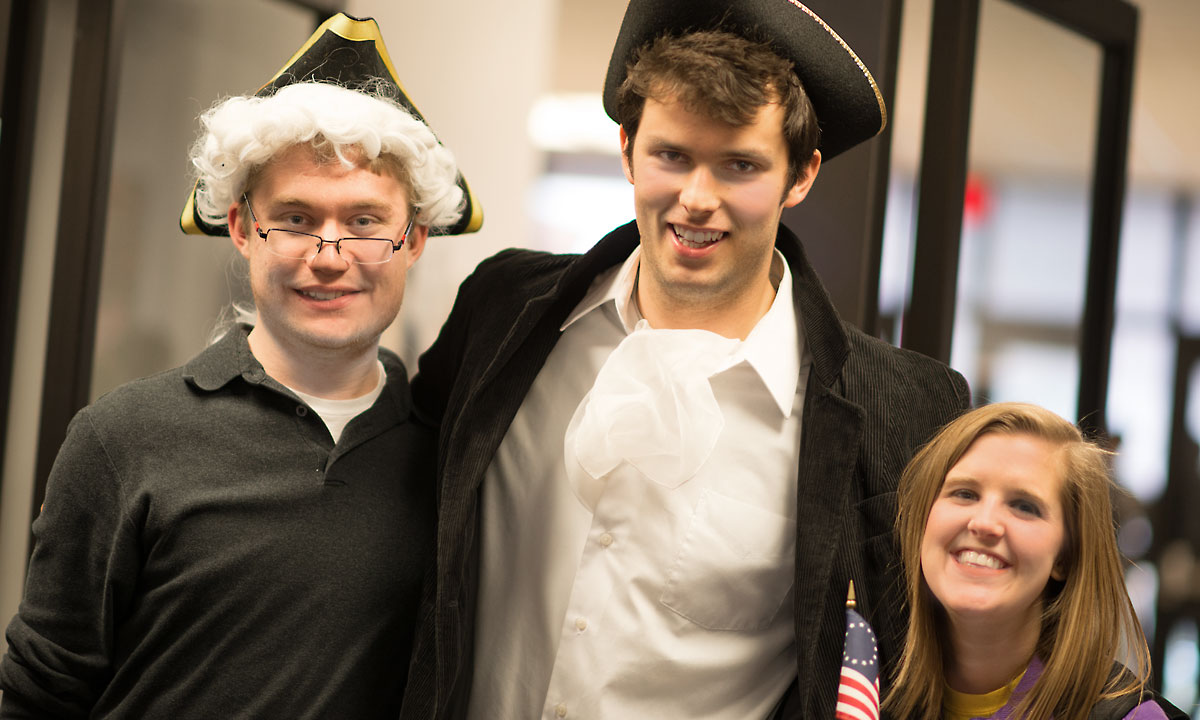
[835,581,880,720]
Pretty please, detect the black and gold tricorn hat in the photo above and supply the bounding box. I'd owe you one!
[601,0,887,162]
[180,12,482,237]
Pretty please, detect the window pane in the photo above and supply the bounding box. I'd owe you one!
[948,0,1101,415]
[91,0,315,399]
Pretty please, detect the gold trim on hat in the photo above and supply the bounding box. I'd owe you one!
[458,182,484,234]
[268,14,482,235]
[785,0,888,135]
[183,13,483,237]
[180,184,202,235]
[261,14,412,100]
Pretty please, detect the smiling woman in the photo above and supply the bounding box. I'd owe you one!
[885,402,1186,720]
[920,431,1068,659]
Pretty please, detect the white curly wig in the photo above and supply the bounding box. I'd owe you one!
[190,82,464,231]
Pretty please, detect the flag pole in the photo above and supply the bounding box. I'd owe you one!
[835,579,880,720]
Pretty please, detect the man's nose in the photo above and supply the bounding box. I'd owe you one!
[680,167,720,215]
[306,222,351,270]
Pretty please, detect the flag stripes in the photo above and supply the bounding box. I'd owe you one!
[835,666,879,720]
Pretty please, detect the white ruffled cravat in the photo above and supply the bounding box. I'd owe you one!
[564,320,742,510]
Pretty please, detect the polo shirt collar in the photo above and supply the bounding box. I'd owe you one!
[183,324,267,392]
[181,323,413,444]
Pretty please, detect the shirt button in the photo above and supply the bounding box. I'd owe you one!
[296,405,308,417]
[555,703,568,718]
[575,617,588,631]
[599,533,614,547]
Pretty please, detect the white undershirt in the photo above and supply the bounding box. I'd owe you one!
[468,248,810,720]
[286,360,386,443]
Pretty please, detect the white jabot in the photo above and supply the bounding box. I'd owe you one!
[469,247,810,720]
[566,321,740,505]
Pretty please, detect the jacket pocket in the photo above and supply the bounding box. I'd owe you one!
[856,490,898,542]
[660,489,795,631]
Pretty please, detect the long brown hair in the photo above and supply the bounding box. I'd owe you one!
[884,402,1151,720]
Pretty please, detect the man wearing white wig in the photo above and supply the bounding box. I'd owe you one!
[0,14,478,719]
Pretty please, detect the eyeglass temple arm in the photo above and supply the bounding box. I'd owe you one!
[241,193,271,240]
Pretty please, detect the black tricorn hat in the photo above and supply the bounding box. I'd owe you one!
[602,0,886,161]
[181,13,482,237]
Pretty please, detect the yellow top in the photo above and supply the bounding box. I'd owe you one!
[942,669,1027,720]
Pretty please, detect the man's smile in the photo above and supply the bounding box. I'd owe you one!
[297,288,356,301]
[670,223,726,249]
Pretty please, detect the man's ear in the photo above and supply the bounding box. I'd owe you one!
[227,201,252,259]
[783,150,822,208]
[619,125,634,185]
[404,223,429,269]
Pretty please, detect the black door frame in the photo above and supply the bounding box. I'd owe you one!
[781,0,905,336]
[902,0,1138,438]
[0,0,49,526]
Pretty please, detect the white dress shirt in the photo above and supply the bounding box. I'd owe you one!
[468,248,810,720]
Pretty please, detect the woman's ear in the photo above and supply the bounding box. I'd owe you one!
[1050,557,1068,582]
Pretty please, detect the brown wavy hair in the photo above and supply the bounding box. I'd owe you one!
[614,30,820,190]
[884,402,1151,720]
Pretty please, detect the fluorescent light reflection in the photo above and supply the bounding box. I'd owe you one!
[1163,618,1199,714]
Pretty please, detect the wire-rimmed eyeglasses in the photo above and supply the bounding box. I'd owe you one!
[242,193,414,265]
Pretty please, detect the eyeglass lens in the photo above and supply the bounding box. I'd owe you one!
[264,230,395,264]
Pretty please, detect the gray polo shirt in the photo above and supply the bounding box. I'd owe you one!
[0,325,434,719]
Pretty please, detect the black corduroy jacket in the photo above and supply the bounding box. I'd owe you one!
[402,220,970,719]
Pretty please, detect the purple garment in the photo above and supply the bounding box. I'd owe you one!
[976,657,1171,720]
[1122,701,1172,720]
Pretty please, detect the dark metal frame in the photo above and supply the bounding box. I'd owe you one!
[782,0,904,334]
[0,0,48,522]
[903,0,1138,435]
[31,0,131,547]
[901,0,979,364]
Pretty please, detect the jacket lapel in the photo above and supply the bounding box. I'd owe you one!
[431,223,643,707]
[777,226,867,710]
[448,223,642,488]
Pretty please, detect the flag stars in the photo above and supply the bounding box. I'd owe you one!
[838,588,881,720]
